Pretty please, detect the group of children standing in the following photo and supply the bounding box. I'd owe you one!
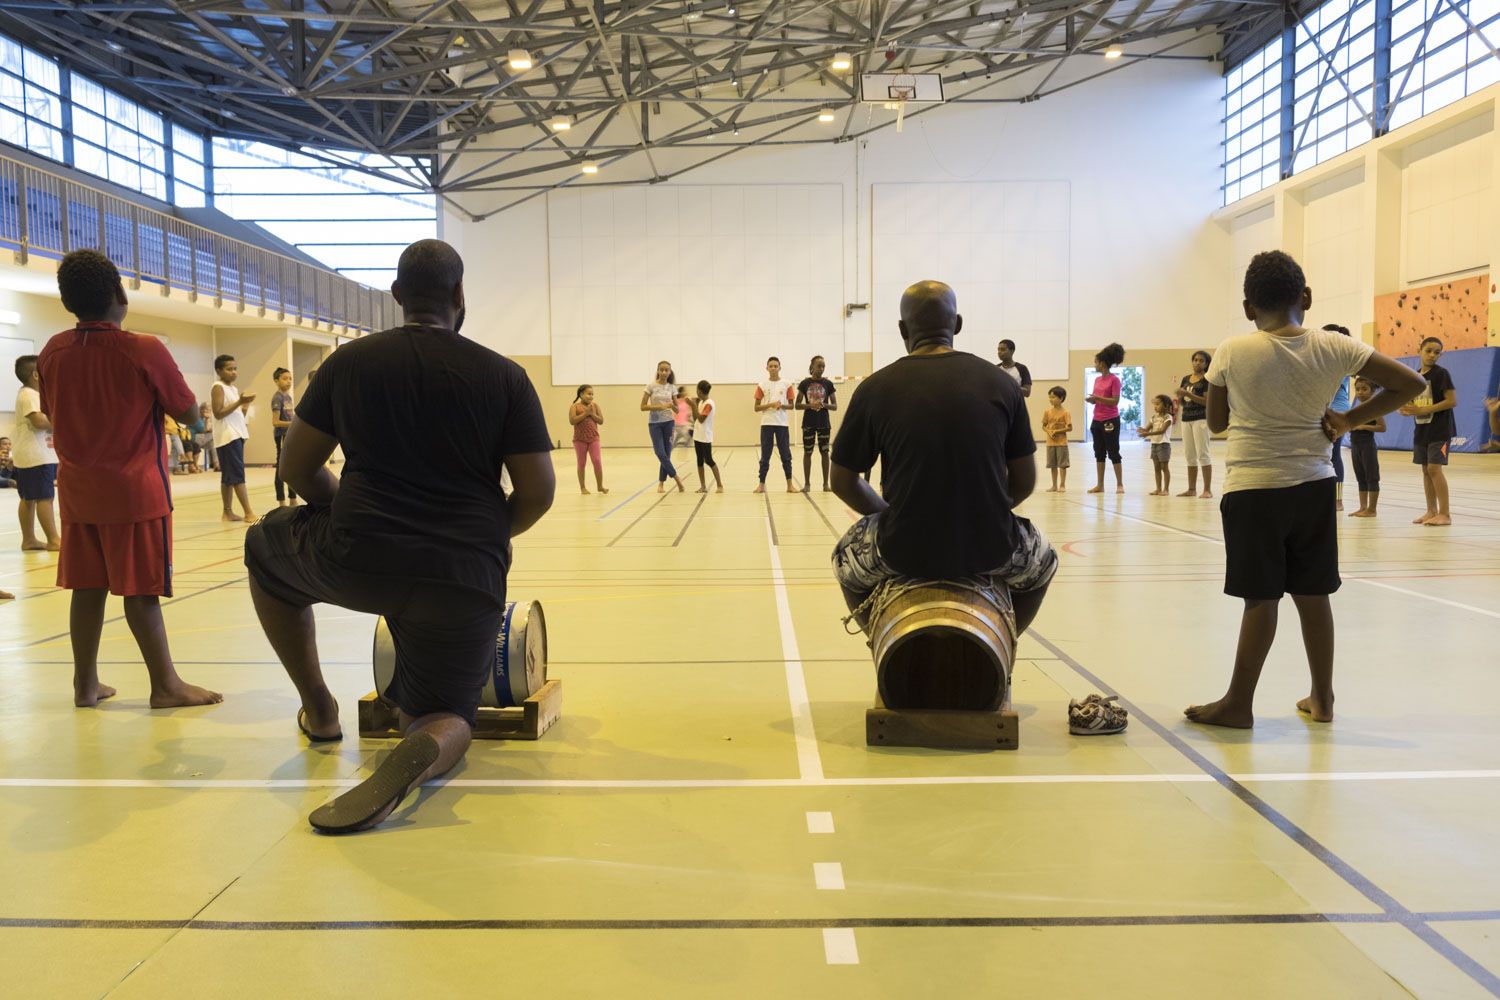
[1032,332,1461,522]
[568,356,838,497]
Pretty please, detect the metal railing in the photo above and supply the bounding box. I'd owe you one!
[0,152,398,333]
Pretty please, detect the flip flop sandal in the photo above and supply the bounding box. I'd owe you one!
[308,731,440,835]
[297,708,343,743]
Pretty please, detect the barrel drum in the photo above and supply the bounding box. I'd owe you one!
[373,600,548,709]
[869,582,1015,711]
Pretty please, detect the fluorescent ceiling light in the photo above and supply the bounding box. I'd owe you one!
[581,160,599,174]
[1104,45,1124,59]
[508,48,533,70]
[549,116,572,131]
[830,52,852,72]
[817,108,836,123]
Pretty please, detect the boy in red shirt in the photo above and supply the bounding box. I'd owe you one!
[38,250,223,709]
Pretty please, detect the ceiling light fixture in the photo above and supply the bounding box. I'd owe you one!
[550,116,573,131]
[581,160,599,174]
[508,48,533,71]
[817,108,836,123]
[685,4,703,21]
[831,52,852,72]
[104,40,127,54]
[1104,45,1124,59]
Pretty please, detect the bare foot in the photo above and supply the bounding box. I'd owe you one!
[1199,491,1212,499]
[1425,515,1452,526]
[46,541,60,552]
[715,486,724,493]
[243,510,256,521]
[1412,512,1433,524]
[1335,500,1344,511]
[278,500,289,508]
[822,485,832,492]
[1177,489,1195,497]
[1349,508,1374,517]
[752,484,765,494]
[0,590,13,600]
[657,483,666,494]
[786,483,799,494]
[222,510,244,522]
[150,682,224,708]
[1086,485,1103,494]
[598,487,609,494]
[21,540,47,551]
[580,488,591,495]
[1296,695,1334,723]
[1044,486,1058,492]
[1116,486,1125,494]
[1183,698,1253,729]
[695,486,707,493]
[74,682,118,707]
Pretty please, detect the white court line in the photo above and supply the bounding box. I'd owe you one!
[823,928,859,965]
[1101,507,1500,620]
[4,770,1499,790]
[766,515,824,780]
[806,811,835,833]
[813,862,845,890]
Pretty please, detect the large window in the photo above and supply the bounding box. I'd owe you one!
[1389,0,1500,127]
[172,125,207,208]
[1223,41,1284,205]
[212,140,435,287]
[1292,0,1377,172]
[72,75,168,202]
[1224,0,1500,204]
[0,37,63,161]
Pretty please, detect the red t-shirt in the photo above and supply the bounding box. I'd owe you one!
[37,322,197,525]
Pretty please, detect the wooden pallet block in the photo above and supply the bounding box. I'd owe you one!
[866,689,1018,751]
[357,678,563,740]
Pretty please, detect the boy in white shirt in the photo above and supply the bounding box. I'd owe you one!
[691,379,723,493]
[753,356,797,494]
[13,355,60,551]
[1186,251,1424,729]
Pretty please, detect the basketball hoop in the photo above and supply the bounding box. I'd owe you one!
[887,75,917,132]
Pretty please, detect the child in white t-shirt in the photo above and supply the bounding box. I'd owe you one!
[1139,394,1174,496]
[753,356,796,494]
[13,355,60,551]
[691,379,722,493]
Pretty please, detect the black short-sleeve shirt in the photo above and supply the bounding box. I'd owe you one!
[1415,364,1456,442]
[1179,374,1208,421]
[832,351,1035,578]
[296,326,552,598]
[797,377,837,431]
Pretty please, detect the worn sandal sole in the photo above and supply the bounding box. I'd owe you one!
[1069,723,1127,736]
[308,731,440,835]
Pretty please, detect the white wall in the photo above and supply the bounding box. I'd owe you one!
[444,55,1229,381]
[1400,113,1492,285]
[1301,168,1366,332]
[1225,202,1277,333]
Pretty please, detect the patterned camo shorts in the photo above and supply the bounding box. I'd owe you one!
[832,511,1059,603]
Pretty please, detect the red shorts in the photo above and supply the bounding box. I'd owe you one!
[58,516,174,597]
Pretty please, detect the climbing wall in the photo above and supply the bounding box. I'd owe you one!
[1373,273,1488,355]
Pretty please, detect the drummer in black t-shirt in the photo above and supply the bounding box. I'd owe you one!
[245,239,557,834]
[830,280,1058,633]
[795,355,838,493]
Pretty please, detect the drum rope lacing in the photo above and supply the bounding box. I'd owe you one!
[841,575,1013,636]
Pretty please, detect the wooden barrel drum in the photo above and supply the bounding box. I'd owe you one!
[869,583,1015,711]
[373,600,548,709]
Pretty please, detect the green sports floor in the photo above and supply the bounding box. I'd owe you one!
[2,443,1499,998]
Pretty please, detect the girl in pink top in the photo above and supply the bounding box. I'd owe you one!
[671,385,693,448]
[569,385,608,495]
[1086,342,1126,494]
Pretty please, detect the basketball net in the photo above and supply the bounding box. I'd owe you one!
[886,79,917,132]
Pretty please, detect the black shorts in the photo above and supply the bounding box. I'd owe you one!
[1412,435,1450,466]
[13,463,56,501]
[218,438,246,486]
[245,507,504,724]
[1221,478,1340,599]
[802,422,830,452]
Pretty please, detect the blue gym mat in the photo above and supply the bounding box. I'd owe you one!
[1373,346,1497,454]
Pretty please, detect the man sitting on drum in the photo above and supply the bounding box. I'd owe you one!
[830,280,1058,636]
[244,239,556,834]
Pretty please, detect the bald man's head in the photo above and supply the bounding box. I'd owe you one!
[898,280,961,350]
[393,239,465,321]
